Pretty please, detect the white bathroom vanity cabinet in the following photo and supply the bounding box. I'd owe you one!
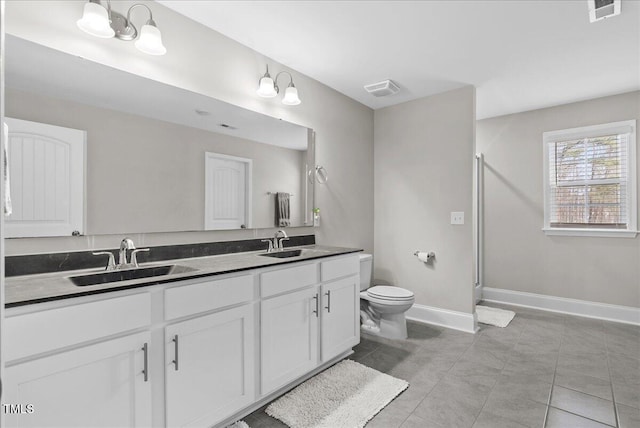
[3,252,360,428]
[259,256,360,396]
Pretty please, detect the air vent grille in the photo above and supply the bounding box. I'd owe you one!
[589,0,620,23]
[364,80,400,97]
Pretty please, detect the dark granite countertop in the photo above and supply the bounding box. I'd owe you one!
[5,245,362,308]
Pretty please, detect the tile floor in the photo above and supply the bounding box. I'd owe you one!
[245,303,640,427]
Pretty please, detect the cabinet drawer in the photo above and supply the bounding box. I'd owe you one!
[321,255,359,282]
[5,293,151,362]
[165,274,254,320]
[260,263,318,297]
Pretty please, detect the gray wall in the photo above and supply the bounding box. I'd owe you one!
[374,86,476,314]
[477,91,640,308]
[5,0,374,254]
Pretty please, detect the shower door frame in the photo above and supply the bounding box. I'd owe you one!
[474,153,484,304]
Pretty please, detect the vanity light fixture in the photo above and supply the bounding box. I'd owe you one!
[77,0,167,56]
[257,65,302,105]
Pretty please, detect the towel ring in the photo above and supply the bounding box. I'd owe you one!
[308,165,328,184]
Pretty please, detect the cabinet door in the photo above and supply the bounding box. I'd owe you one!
[4,332,152,428]
[321,276,360,362]
[261,287,319,395]
[165,303,255,428]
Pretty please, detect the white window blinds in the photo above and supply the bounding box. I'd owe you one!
[543,120,637,236]
[549,133,628,228]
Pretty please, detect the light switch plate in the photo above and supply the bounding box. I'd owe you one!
[451,212,464,225]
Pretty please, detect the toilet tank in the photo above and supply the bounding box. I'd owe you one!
[359,253,373,291]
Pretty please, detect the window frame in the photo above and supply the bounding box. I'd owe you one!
[542,120,637,238]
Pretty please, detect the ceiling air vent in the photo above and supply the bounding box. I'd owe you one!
[364,80,400,97]
[588,0,621,23]
[218,123,237,130]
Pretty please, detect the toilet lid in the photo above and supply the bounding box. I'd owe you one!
[367,285,414,300]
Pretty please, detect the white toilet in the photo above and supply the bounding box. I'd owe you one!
[359,253,415,340]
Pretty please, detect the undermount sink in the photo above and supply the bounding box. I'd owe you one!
[259,248,334,259]
[260,249,303,258]
[69,264,198,287]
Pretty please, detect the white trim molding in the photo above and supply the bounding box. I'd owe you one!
[483,287,640,326]
[475,284,483,304]
[406,303,478,334]
[542,228,638,238]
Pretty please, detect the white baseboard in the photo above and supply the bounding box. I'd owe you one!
[475,284,483,304]
[406,303,478,334]
[482,287,640,326]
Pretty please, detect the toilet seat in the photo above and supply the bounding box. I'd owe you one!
[367,285,414,301]
[367,286,414,300]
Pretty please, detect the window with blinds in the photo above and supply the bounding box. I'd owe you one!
[543,120,637,237]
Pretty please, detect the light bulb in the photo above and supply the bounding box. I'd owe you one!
[77,2,115,38]
[257,76,278,97]
[282,85,301,105]
[135,24,167,55]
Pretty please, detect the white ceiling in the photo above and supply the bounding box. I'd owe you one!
[158,0,640,119]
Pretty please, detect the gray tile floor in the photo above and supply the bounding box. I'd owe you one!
[245,303,640,427]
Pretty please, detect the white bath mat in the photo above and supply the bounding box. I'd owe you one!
[476,305,516,327]
[265,359,408,428]
[225,421,249,428]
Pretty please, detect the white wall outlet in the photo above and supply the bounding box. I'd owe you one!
[451,211,464,225]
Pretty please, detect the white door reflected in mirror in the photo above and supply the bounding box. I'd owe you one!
[204,152,252,230]
[4,118,85,238]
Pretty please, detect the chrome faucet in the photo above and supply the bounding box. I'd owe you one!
[260,230,290,253]
[92,251,116,271]
[119,238,136,267]
[261,238,275,253]
[93,238,150,270]
[274,230,289,251]
[130,248,150,268]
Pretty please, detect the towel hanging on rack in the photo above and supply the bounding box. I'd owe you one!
[275,192,290,227]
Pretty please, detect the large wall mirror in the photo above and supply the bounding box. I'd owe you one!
[4,36,315,237]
